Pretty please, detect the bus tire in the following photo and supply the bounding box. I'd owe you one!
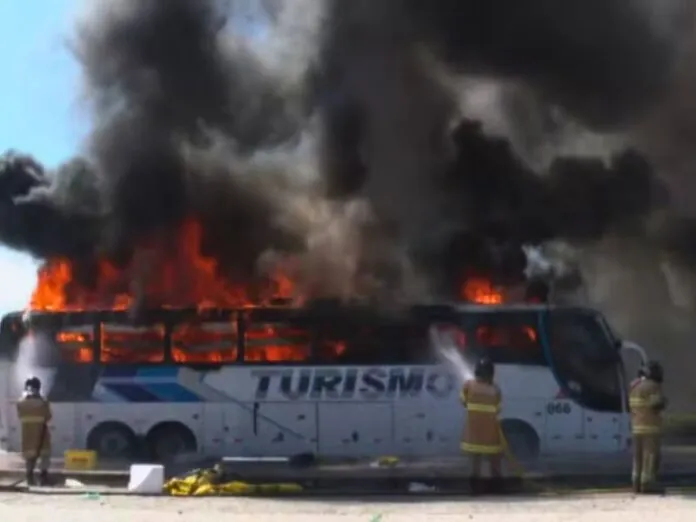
[500,419,540,461]
[146,422,197,463]
[87,422,138,460]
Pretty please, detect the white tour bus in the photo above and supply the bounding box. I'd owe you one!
[0,303,648,462]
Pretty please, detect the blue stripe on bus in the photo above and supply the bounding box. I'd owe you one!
[101,367,182,380]
[138,382,202,402]
[101,383,162,402]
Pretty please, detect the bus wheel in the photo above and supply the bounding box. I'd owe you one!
[87,422,138,460]
[500,419,540,461]
[146,422,197,463]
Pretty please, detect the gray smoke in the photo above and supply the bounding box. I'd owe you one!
[2,0,696,345]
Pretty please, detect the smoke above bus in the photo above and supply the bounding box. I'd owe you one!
[0,0,695,329]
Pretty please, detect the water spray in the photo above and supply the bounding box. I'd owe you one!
[12,313,56,397]
[429,326,474,384]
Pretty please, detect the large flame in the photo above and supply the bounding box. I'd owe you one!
[26,221,521,365]
[29,219,294,312]
[461,277,504,305]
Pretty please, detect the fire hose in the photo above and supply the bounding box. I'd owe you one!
[498,424,526,478]
[163,464,303,496]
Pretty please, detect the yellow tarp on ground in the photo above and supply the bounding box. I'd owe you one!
[163,468,303,496]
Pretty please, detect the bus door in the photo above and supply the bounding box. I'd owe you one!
[544,388,585,454]
[542,309,624,453]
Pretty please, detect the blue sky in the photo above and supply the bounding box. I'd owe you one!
[0,1,82,314]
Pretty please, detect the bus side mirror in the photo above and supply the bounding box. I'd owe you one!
[619,340,649,366]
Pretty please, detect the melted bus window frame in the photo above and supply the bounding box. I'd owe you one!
[0,313,27,360]
[55,324,96,364]
[98,321,167,365]
[240,308,315,364]
[170,311,240,365]
[309,305,442,366]
[458,309,546,366]
[0,312,99,365]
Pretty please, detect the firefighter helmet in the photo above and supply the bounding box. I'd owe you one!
[644,360,663,384]
[24,376,41,392]
[474,357,494,380]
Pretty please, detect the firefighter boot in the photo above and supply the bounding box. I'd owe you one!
[469,477,483,495]
[490,477,505,495]
[632,478,641,494]
[38,470,49,487]
[641,482,665,495]
[25,461,35,487]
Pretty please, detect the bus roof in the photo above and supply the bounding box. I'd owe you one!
[2,302,602,326]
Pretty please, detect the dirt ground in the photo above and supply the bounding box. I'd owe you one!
[0,493,695,522]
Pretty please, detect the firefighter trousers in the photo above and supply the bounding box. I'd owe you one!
[632,433,660,488]
[24,453,50,485]
[470,454,502,478]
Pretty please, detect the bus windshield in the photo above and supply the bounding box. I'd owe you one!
[446,307,624,412]
[544,308,622,412]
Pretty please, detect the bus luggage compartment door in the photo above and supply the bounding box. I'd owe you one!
[583,411,622,453]
[394,398,463,456]
[318,402,392,458]
[250,402,317,457]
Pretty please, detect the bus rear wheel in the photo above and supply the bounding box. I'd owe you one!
[146,422,197,463]
[87,422,138,460]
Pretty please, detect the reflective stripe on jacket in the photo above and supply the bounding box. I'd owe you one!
[629,378,663,435]
[460,379,502,454]
[16,394,52,458]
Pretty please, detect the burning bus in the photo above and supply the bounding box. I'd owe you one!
[0,213,651,463]
[0,294,648,463]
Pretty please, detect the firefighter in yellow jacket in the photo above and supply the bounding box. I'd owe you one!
[629,361,666,494]
[16,376,52,486]
[460,357,503,493]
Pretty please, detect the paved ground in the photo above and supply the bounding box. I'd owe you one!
[0,492,696,522]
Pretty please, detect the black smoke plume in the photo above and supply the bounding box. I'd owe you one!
[1,0,308,291]
[0,0,693,308]
[314,0,686,291]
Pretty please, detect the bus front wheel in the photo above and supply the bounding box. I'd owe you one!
[87,422,138,460]
[500,419,540,461]
[146,422,197,463]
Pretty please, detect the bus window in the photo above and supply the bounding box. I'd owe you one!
[545,309,622,412]
[315,323,375,364]
[244,321,311,362]
[171,320,239,363]
[99,323,165,363]
[432,323,468,351]
[56,327,94,363]
[468,311,545,366]
[315,318,431,365]
[0,314,24,360]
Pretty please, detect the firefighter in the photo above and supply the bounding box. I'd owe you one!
[629,360,667,494]
[16,376,52,486]
[460,357,503,494]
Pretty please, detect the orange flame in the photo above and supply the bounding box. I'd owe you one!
[461,277,504,305]
[29,219,315,363]
[29,219,294,312]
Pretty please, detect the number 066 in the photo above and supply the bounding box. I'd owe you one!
[547,402,571,415]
